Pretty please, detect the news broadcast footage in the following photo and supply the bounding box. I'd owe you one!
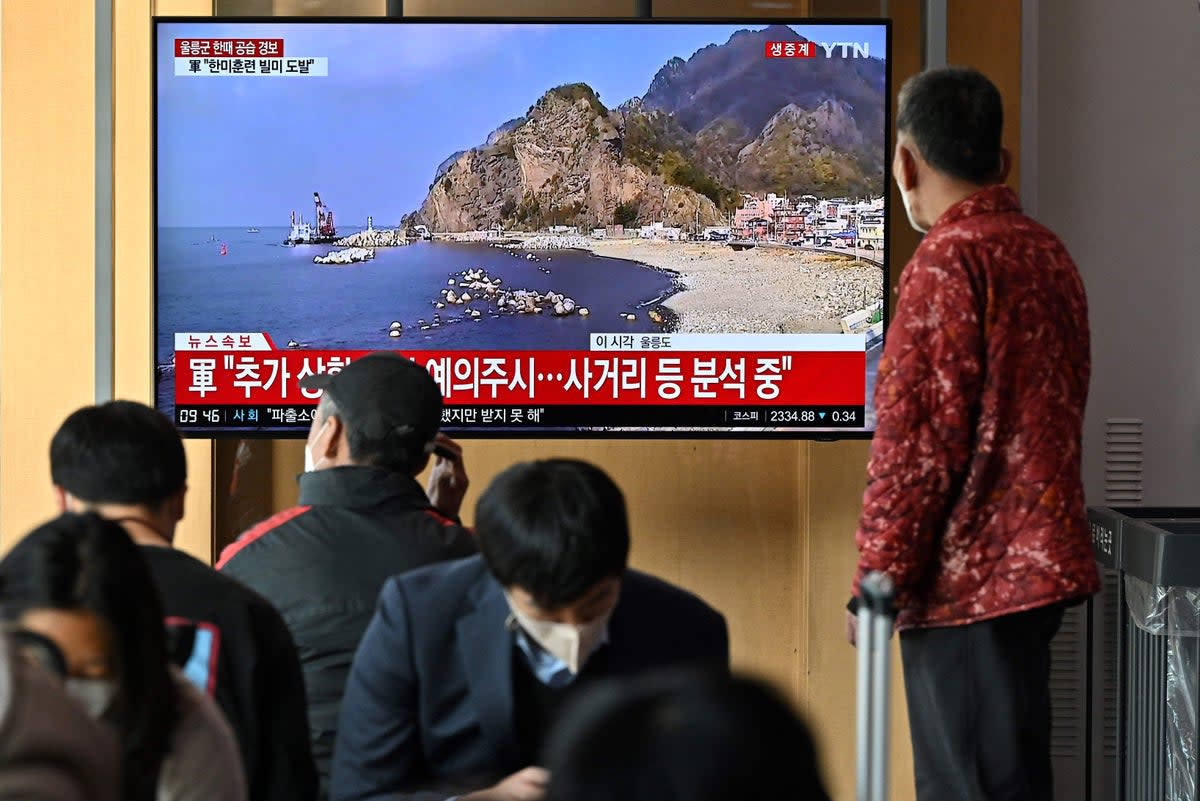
[155,20,889,437]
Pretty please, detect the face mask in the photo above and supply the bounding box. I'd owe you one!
[505,595,613,675]
[304,418,328,473]
[64,677,118,719]
[898,184,927,235]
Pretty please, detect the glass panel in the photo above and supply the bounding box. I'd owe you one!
[214,0,385,15]
[654,0,810,16]
[402,0,635,14]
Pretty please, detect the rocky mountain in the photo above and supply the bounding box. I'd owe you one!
[640,23,886,196]
[643,24,885,139]
[412,24,886,229]
[414,85,724,233]
[736,100,877,197]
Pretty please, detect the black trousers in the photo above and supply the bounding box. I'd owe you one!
[899,604,1065,801]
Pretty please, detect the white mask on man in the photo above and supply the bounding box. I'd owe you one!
[899,184,927,234]
[64,677,118,719]
[505,595,613,675]
[304,418,329,473]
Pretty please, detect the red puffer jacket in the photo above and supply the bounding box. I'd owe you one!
[853,185,1099,630]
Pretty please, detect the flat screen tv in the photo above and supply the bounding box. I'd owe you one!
[154,17,890,438]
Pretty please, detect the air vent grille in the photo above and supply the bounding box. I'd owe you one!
[1105,418,1144,503]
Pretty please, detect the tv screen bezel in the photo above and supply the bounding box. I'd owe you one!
[151,15,892,441]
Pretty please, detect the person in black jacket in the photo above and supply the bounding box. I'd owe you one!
[330,459,729,801]
[218,353,477,798]
[49,401,315,801]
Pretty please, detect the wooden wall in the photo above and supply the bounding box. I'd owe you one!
[0,0,97,545]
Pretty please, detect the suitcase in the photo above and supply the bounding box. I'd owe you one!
[856,571,897,801]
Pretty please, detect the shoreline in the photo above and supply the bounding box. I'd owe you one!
[585,250,685,321]
[587,239,885,335]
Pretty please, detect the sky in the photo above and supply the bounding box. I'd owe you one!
[156,21,888,228]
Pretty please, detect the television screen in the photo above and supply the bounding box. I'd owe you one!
[155,18,889,438]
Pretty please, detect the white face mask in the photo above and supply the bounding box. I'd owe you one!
[899,185,927,234]
[505,594,613,675]
[64,677,118,719]
[304,418,329,473]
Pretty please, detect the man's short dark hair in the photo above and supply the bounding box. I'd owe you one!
[475,459,629,609]
[543,669,831,801]
[897,66,1003,185]
[50,401,186,508]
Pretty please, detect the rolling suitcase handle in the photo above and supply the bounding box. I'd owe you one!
[856,571,896,801]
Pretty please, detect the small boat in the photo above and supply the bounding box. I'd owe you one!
[247,227,260,233]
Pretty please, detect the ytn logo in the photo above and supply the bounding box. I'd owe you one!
[765,41,872,59]
[817,42,872,59]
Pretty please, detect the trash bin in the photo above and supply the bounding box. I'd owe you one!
[1122,516,1200,801]
[1086,507,1200,801]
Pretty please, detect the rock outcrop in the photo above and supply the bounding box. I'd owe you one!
[337,229,407,247]
[735,100,876,197]
[314,247,374,265]
[414,85,725,234]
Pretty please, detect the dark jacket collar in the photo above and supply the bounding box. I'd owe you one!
[932,184,1022,230]
[456,571,519,765]
[296,465,430,510]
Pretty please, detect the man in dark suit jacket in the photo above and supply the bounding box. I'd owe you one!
[331,459,729,801]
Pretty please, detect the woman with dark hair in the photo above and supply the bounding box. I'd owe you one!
[0,513,246,801]
[543,670,832,801]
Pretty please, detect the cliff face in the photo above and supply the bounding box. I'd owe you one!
[416,86,724,233]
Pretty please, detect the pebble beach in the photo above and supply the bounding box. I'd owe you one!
[588,239,885,334]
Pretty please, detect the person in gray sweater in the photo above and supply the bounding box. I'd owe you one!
[0,632,119,801]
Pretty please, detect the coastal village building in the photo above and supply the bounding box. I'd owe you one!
[638,222,683,241]
[733,192,885,244]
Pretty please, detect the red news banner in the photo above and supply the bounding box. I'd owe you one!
[175,350,865,407]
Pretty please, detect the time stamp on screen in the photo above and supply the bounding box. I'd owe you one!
[179,409,222,425]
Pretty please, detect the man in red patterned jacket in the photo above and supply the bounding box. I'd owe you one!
[848,67,1100,801]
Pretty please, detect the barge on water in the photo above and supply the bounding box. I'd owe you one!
[284,191,339,245]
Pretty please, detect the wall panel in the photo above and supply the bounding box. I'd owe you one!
[112,0,216,561]
[0,1,96,548]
